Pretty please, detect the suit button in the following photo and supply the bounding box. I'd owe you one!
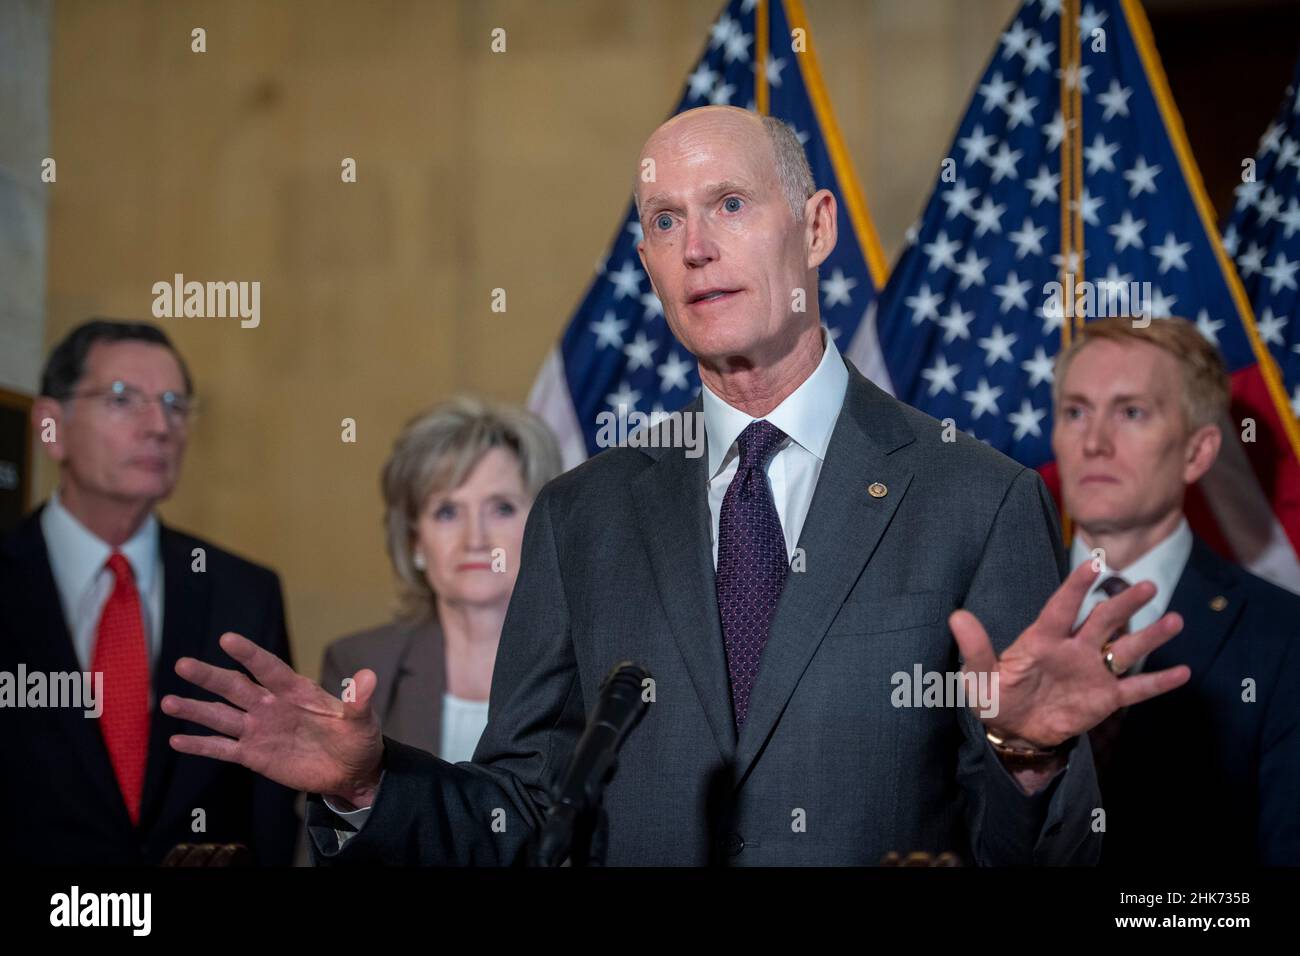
[722,833,745,857]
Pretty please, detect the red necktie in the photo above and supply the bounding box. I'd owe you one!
[91,552,151,824]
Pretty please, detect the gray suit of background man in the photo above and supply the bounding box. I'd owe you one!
[166,106,1191,866]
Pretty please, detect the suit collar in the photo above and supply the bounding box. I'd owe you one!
[631,402,735,761]
[1154,535,1242,687]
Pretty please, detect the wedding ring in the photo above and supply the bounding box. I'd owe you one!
[1102,640,1127,677]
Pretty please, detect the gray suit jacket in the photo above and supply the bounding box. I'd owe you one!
[309,358,1102,865]
[321,618,446,756]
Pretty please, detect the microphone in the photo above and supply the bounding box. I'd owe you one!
[532,661,652,867]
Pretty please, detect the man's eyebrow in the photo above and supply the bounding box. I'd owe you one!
[1060,391,1157,405]
[1111,391,1161,405]
[640,180,754,214]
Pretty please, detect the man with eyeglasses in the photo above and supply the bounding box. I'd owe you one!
[0,318,299,865]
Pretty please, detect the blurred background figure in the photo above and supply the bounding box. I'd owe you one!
[1052,316,1300,867]
[0,319,299,865]
[320,397,562,761]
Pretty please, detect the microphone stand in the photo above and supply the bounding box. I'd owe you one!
[530,662,649,867]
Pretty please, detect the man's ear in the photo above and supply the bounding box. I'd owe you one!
[31,396,68,463]
[1183,421,1222,485]
[804,188,838,271]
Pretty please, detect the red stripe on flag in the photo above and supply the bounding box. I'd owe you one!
[1229,364,1300,559]
[1183,482,1233,560]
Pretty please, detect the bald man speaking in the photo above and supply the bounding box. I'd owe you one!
[165,107,1189,865]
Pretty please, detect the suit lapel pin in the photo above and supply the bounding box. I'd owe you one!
[1209,595,1227,612]
[868,481,888,498]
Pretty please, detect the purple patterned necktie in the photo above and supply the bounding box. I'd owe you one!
[716,420,790,730]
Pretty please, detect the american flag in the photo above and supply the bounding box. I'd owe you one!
[1221,50,1300,583]
[867,0,1300,592]
[529,0,887,468]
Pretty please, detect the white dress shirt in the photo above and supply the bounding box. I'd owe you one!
[440,693,490,764]
[703,327,849,568]
[1068,517,1193,674]
[40,489,164,680]
[322,328,851,844]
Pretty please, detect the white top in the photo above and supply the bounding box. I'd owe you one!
[701,326,849,568]
[439,693,490,764]
[40,489,164,675]
[1068,517,1194,673]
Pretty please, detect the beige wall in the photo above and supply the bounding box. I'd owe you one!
[43,0,1017,676]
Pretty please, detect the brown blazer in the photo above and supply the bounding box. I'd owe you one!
[320,616,446,757]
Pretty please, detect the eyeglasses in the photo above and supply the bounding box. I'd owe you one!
[66,380,196,426]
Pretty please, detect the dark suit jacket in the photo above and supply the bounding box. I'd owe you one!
[308,359,1103,865]
[1100,535,1300,866]
[321,618,445,756]
[0,506,300,865]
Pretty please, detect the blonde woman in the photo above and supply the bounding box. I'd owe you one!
[321,397,562,762]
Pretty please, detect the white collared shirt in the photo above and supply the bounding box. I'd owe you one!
[40,489,165,675]
[1069,517,1193,672]
[701,326,849,568]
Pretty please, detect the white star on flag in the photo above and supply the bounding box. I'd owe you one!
[623,332,656,371]
[607,260,643,299]
[657,351,693,392]
[1123,156,1162,197]
[1008,399,1047,440]
[820,268,858,308]
[1108,211,1146,252]
[1097,79,1133,121]
[905,283,943,324]
[606,382,641,412]
[1151,232,1191,274]
[1009,217,1048,258]
[963,377,1004,419]
[978,323,1019,365]
[590,311,628,349]
[921,354,961,396]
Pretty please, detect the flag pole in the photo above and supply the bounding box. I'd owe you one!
[1059,0,1082,547]
[783,0,890,287]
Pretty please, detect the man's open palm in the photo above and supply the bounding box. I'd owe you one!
[949,560,1192,747]
[163,632,383,804]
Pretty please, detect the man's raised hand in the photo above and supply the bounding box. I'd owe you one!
[949,560,1191,749]
[163,632,384,807]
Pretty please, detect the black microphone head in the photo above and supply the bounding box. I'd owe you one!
[600,661,651,694]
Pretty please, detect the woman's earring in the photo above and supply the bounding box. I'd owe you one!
[412,550,427,570]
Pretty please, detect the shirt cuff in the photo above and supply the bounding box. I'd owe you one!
[320,772,385,847]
